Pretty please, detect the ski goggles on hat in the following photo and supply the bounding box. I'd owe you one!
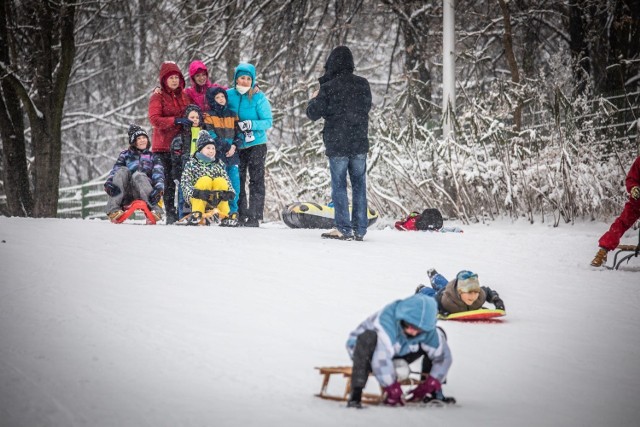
[457,270,478,281]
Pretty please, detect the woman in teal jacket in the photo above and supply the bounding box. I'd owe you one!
[226,63,273,227]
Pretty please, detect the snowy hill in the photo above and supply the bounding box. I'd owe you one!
[0,216,639,427]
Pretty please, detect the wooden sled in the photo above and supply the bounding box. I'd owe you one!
[314,366,420,404]
[112,200,157,225]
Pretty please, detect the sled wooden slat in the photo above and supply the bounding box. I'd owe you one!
[314,366,382,404]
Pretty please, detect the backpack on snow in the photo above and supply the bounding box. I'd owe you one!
[395,208,443,231]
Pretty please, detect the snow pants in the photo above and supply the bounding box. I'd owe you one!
[598,198,640,251]
[155,152,177,223]
[350,330,433,391]
[106,168,154,214]
[190,176,231,218]
[238,144,267,222]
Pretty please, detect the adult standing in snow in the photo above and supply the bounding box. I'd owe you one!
[148,61,190,224]
[591,155,640,267]
[226,63,273,227]
[306,45,372,241]
[184,60,226,111]
[345,294,453,408]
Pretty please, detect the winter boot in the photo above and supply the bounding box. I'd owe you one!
[151,207,164,222]
[244,217,260,227]
[176,211,203,226]
[590,248,608,267]
[321,228,354,241]
[107,209,124,222]
[220,212,239,227]
[346,388,363,409]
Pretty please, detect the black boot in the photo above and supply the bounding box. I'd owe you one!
[347,387,363,409]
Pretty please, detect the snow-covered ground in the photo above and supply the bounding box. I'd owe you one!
[0,216,639,427]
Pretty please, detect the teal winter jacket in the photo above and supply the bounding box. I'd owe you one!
[225,63,273,149]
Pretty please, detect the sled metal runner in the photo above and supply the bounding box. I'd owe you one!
[606,228,639,270]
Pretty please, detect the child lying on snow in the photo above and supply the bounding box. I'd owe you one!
[416,269,505,316]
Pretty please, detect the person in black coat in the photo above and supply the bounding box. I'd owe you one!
[306,46,372,241]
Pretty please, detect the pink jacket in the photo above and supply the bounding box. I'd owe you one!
[184,60,226,111]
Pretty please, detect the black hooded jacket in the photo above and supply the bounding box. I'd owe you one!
[306,46,372,157]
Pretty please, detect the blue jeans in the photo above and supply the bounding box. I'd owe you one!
[226,164,240,214]
[329,153,368,237]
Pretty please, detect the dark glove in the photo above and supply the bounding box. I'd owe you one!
[174,118,193,128]
[237,120,252,131]
[383,382,404,406]
[149,188,163,205]
[219,190,235,202]
[407,375,441,402]
[487,289,505,311]
[631,186,640,200]
[104,182,121,197]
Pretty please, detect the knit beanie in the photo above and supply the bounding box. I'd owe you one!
[128,124,149,147]
[196,130,216,152]
[456,270,481,293]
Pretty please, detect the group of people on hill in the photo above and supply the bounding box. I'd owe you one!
[105,59,273,227]
[104,45,373,237]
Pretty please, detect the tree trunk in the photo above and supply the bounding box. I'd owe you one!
[383,0,434,118]
[0,0,33,216]
[0,0,76,218]
[498,0,522,131]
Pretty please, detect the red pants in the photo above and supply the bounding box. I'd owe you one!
[598,198,640,250]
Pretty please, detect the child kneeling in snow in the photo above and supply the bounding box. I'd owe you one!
[178,130,234,226]
[345,294,453,408]
[104,124,164,222]
[416,269,505,316]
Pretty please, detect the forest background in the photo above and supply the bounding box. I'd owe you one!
[1,0,639,225]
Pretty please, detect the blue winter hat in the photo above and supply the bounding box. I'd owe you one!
[236,70,252,79]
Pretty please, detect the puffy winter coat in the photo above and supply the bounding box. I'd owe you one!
[346,294,451,387]
[306,46,372,157]
[180,153,234,204]
[105,147,164,191]
[625,156,640,194]
[225,63,273,149]
[203,87,242,166]
[148,62,190,153]
[184,60,226,111]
